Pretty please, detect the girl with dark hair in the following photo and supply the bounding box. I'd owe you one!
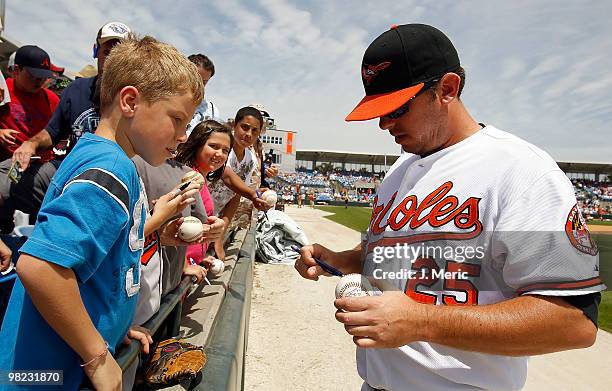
[176,119,267,263]
[232,106,264,166]
[175,120,233,182]
[207,107,269,260]
[175,120,232,265]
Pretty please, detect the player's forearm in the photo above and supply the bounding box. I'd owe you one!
[333,246,363,274]
[17,254,108,362]
[422,295,596,356]
[27,129,54,151]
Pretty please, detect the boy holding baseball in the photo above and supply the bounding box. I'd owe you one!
[0,35,204,390]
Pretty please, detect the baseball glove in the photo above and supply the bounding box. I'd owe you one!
[144,338,207,386]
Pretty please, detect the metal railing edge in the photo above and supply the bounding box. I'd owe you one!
[194,223,255,391]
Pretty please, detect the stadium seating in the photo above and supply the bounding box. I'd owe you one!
[572,179,612,218]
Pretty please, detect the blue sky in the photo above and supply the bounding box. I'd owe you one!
[6,0,612,161]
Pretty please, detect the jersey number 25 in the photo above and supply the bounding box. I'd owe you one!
[405,258,481,305]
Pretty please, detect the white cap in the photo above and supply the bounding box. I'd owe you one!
[249,103,266,111]
[97,22,131,45]
[7,52,15,71]
[248,103,269,117]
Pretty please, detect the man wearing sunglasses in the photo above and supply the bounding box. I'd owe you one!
[295,24,603,390]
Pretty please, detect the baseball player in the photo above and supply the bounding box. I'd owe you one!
[295,24,604,391]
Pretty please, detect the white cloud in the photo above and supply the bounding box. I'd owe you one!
[5,0,612,161]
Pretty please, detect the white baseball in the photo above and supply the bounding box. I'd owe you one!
[1,262,14,276]
[261,190,278,207]
[209,258,225,277]
[181,170,205,186]
[335,273,380,299]
[178,216,204,242]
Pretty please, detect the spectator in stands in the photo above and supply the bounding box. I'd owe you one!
[0,45,59,161]
[572,178,612,219]
[0,35,205,390]
[0,45,59,232]
[177,117,267,261]
[187,53,222,134]
[175,120,234,264]
[230,107,280,232]
[122,163,211,389]
[207,107,269,260]
[124,151,226,389]
[0,22,132,234]
[250,106,279,189]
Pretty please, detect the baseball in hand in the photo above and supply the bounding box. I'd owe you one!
[335,273,380,299]
[178,216,204,242]
[181,170,205,186]
[209,258,225,277]
[261,190,278,207]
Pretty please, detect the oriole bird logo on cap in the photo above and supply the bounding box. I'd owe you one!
[362,62,391,85]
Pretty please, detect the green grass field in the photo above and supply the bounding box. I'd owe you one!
[589,220,612,226]
[316,205,612,331]
[594,233,612,332]
[316,205,372,232]
[600,292,612,332]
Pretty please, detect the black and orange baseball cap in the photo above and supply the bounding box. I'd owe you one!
[346,24,460,122]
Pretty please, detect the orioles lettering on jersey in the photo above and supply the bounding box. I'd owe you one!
[367,181,483,253]
[366,181,485,306]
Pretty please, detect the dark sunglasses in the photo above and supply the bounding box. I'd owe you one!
[383,79,440,120]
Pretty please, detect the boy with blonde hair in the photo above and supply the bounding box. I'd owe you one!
[0,36,204,390]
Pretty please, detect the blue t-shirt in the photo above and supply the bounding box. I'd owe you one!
[0,133,146,390]
[46,76,99,158]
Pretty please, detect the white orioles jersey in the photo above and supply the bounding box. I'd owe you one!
[359,125,604,391]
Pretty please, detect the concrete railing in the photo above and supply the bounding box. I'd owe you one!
[162,223,255,390]
[116,223,256,390]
